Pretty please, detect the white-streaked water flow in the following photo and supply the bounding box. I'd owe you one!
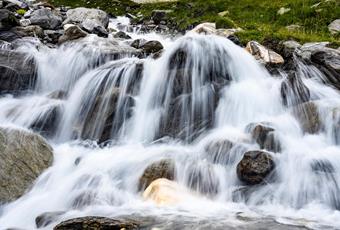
[0,17,340,229]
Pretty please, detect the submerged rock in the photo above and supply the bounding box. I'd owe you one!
[280,72,310,107]
[204,139,235,164]
[0,127,53,203]
[139,159,175,191]
[36,211,65,228]
[54,216,138,230]
[0,49,36,95]
[292,101,321,134]
[246,123,281,153]
[237,150,275,185]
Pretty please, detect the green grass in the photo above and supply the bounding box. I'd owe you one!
[50,0,340,46]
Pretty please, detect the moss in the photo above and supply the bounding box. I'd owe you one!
[16,9,27,16]
[215,16,235,29]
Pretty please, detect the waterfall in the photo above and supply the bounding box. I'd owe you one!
[1,18,340,230]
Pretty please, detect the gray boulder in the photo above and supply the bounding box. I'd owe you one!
[13,25,44,38]
[0,127,53,203]
[29,8,62,30]
[64,7,109,34]
[58,25,87,44]
[328,19,340,35]
[0,9,19,31]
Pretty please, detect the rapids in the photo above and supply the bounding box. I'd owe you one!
[1,17,340,229]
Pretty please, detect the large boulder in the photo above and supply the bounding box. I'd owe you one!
[54,217,138,230]
[0,127,53,203]
[138,159,175,191]
[237,150,275,185]
[0,49,36,95]
[246,41,284,67]
[64,8,109,34]
[0,9,19,31]
[140,40,163,55]
[12,25,44,38]
[328,19,340,35]
[29,8,62,30]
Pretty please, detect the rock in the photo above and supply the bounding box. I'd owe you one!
[29,104,63,138]
[19,18,31,27]
[310,159,335,174]
[185,161,219,195]
[140,40,163,55]
[282,40,301,59]
[310,47,340,90]
[143,178,188,205]
[139,159,175,191]
[58,25,87,44]
[29,8,62,30]
[113,31,131,39]
[204,139,235,164]
[277,7,290,15]
[3,0,28,9]
[81,19,108,37]
[0,9,19,31]
[0,39,13,49]
[292,101,321,134]
[246,41,284,66]
[0,49,36,95]
[44,29,64,44]
[54,216,138,230]
[13,25,44,38]
[297,42,330,61]
[237,150,275,185]
[0,30,21,42]
[79,87,134,143]
[151,10,172,24]
[328,19,340,35]
[0,127,53,203]
[280,71,310,107]
[190,22,216,35]
[36,211,65,228]
[285,24,301,31]
[47,90,68,100]
[246,123,281,153]
[130,38,147,49]
[64,7,109,34]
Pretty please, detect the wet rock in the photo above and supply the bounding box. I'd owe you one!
[186,161,219,196]
[0,9,19,30]
[246,41,284,66]
[0,30,21,42]
[328,19,340,35]
[82,19,108,37]
[281,71,310,107]
[282,40,301,59]
[113,31,131,39]
[36,211,65,228]
[64,7,109,34]
[297,42,329,61]
[138,159,175,191]
[0,49,36,95]
[79,87,134,143]
[13,25,44,38]
[30,104,63,138]
[246,123,281,153]
[71,191,97,209]
[310,47,340,91]
[237,150,275,185]
[130,38,147,49]
[204,139,235,164]
[29,8,62,30]
[54,216,138,230]
[292,101,321,134]
[47,90,68,100]
[311,159,335,174]
[143,178,187,205]
[58,25,87,44]
[0,127,53,203]
[140,40,163,55]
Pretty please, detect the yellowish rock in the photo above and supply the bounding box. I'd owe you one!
[246,41,284,65]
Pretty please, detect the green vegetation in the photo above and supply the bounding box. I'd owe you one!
[50,0,340,45]
[16,9,27,16]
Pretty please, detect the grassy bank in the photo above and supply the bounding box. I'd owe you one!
[50,0,340,46]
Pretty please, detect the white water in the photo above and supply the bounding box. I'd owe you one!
[1,17,340,229]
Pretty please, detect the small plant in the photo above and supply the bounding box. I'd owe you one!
[16,9,27,16]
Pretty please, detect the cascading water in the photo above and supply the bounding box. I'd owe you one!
[1,17,340,230]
